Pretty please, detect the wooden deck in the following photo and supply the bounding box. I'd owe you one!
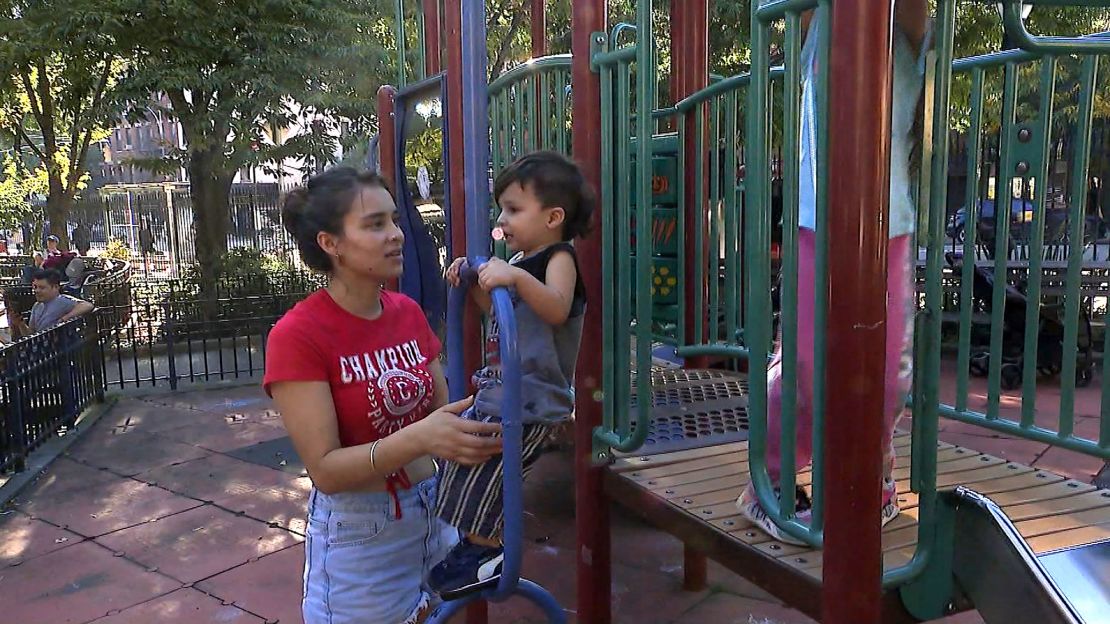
[604,370,1110,621]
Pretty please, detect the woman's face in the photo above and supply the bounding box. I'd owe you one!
[325,185,405,283]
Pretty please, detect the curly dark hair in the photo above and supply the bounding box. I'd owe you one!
[493,151,596,241]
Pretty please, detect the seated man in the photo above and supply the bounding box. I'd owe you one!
[42,235,77,272]
[11,269,94,338]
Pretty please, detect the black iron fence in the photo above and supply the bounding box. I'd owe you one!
[0,267,321,474]
[0,317,103,473]
[69,183,300,279]
[99,289,312,389]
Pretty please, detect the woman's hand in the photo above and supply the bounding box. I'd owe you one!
[413,396,503,465]
[477,257,519,291]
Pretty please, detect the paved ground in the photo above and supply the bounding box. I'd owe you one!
[0,368,1103,623]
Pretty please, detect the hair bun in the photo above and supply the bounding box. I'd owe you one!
[281,187,311,236]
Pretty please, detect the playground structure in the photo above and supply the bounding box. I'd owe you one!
[379,1,1110,622]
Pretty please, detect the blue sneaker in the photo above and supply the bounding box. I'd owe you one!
[428,538,504,600]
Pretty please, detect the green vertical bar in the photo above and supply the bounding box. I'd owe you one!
[708,99,721,342]
[600,50,617,445]
[987,63,1019,421]
[956,69,984,413]
[491,91,503,175]
[514,85,525,159]
[1020,57,1057,428]
[556,70,569,154]
[809,0,831,531]
[778,10,803,518]
[635,0,655,442]
[540,72,552,150]
[497,88,512,259]
[617,59,633,440]
[525,75,537,152]
[694,105,706,343]
[723,91,739,343]
[745,10,779,527]
[677,114,688,346]
[394,0,407,87]
[1063,57,1099,440]
[734,93,745,342]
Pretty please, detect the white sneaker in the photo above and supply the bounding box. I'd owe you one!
[881,477,900,528]
[736,485,813,547]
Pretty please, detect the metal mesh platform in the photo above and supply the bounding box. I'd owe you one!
[622,368,750,455]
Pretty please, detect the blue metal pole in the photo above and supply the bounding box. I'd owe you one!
[459,0,524,603]
[461,0,492,261]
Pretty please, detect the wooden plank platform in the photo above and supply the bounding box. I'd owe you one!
[605,433,1110,621]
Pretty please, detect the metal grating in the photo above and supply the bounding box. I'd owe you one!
[624,368,750,455]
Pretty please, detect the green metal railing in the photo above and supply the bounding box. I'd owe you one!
[594,16,655,454]
[589,0,1110,608]
[486,54,573,258]
[489,55,574,169]
[937,35,1110,458]
[744,0,830,551]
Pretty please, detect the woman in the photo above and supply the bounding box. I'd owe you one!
[264,167,503,624]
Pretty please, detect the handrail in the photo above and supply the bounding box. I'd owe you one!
[673,343,752,361]
[445,261,524,598]
[999,0,1110,54]
[488,54,573,95]
[439,264,565,617]
[428,0,564,619]
[755,0,819,23]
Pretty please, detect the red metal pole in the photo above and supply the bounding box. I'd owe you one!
[422,0,442,75]
[443,0,483,386]
[822,1,893,622]
[530,0,546,148]
[669,0,683,109]
[571,1,610,623]
[679,0,710,362]
[377,85,400,292]
[531,0,546,58]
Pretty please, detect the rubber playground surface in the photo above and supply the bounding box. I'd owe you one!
[1,365,1103,623]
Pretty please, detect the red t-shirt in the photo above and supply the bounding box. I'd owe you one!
[263,289,442,448]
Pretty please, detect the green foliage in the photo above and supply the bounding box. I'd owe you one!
[0,0,126,239]
[115,0,395,181]
[0,154,45,228]
[215,247,295,278]
[101,237,131,262]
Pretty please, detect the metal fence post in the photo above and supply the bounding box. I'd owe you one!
[7,352,27,473]
[164,302,178,391]
[59,325,77,428]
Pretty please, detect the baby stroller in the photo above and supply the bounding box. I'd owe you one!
[945,252,1095,390]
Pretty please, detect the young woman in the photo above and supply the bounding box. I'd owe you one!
[264,167,503,624]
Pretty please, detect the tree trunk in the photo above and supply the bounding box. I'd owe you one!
[45,173,73,250]
[187,148,234,296]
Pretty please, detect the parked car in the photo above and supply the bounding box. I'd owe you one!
[946,197,1069,243]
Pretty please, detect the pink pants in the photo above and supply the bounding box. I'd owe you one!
[764,229,915,483]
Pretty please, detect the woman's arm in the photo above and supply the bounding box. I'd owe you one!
[895,0,929,53]
[272,382,503,495]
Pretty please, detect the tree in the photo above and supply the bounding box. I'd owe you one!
[0,152,45,230]
[113,0,394,290]
[0,0,124,249]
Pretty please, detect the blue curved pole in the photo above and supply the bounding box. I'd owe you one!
[434,0,562,620]
[443,262,524,601]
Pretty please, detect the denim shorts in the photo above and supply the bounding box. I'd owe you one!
[303,476,459,624]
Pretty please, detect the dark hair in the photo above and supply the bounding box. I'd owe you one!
[31,269,63,286]
[281,167,394,272]
[493,151,595,240]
